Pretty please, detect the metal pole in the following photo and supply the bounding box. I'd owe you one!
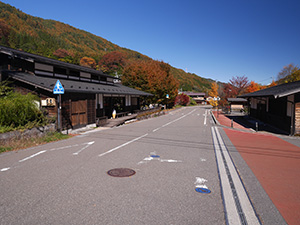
[57,94,61,132]
[256,122,258,132]
[231,119,233,128]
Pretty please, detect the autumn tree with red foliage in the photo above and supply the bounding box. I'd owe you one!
[53,49,70,58]
[223,75,250,98]
[122,60,179,105]
[174,93,190,106]
[98,51,127,76]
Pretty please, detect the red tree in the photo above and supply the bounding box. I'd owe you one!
[174,94,190,106]
[99,51,127,75]
[53,49,70,58]
[224,75,250,98]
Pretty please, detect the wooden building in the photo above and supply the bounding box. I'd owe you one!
[181,91,206,104]
[240,81,300,135]
[0,46,152,130]
[227,98,247,113]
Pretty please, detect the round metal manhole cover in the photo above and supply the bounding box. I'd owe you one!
[107,168,136,177]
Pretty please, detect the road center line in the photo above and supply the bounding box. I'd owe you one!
[19,150,47,163]
[152,108,197,132]
[98,133,148,157]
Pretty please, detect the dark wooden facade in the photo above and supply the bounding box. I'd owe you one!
[242,82,300,135]
[0,45,150,130]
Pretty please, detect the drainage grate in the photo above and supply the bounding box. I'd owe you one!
[107,168,136,177]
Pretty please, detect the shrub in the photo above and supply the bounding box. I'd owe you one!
[174,93,190,106]
[0,91,47,129]
[189,97,197,106]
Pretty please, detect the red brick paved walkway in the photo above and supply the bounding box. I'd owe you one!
[224,129,300,225]
[213,110,300,224]
[212,111,249,130]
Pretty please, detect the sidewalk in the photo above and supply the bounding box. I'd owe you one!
[213,110,300,225]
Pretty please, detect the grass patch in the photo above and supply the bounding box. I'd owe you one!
[40,132,70,143]
[0,132,71,154]
[0,146,13,153]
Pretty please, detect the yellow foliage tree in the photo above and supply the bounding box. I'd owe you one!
[208,82,219,107]
[80,57,97,69]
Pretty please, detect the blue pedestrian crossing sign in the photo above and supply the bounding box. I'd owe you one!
[53,80,64,94]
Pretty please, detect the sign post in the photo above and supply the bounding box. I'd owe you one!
[166,94,169,109]
[53,80,64,132]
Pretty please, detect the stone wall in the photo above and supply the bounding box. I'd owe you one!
[0,124,56,145]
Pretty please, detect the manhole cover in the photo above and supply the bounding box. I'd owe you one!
[107,168,136,177]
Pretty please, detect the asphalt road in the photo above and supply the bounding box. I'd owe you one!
[0,106,283,224]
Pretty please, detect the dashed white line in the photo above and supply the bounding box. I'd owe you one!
[204,109,207,125]
[19,150,47,163]
[1,167,10,172]
[98,133,148,157]
[152,108,197,132]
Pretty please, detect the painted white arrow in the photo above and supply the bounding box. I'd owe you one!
[73,141,95,155]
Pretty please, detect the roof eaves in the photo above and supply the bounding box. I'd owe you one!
[0,45,117,79]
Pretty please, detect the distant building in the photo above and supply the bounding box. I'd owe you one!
[181,91,206,104]
[240,81,300,135]
[0,45,152,130]
[227,98,247,113]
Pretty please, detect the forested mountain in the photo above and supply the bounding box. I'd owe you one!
[0,1,213,93]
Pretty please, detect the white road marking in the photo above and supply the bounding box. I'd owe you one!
[98,133,148,157]
[73,141,95,155]
[195,177,208,188]
[19,150,47,163]
[152,127,160,132]
[212,126,260,225]
[1,141,96,172]
[0,167,10,172]
[152,108,197,132]
[160,159,182,163]
[204,109,207,125]
[49,144,79,151]
[137,153,182,165]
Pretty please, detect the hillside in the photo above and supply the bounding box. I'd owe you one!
[0,1,213,93]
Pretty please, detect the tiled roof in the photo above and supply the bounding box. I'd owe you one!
[0,45,114,79]
[227,98,247,102]
[5,71,152,96]
[181,91,206,96]
[240,81,300,98]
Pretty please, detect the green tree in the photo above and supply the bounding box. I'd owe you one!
[277,63,298,83]
[277,64,300,84]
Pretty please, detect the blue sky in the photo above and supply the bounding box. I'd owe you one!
[2,0,300,84]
